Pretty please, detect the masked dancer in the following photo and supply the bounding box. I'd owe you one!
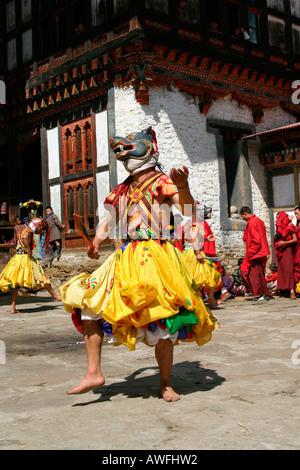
[60,127,219,402]
[0,218,60,313]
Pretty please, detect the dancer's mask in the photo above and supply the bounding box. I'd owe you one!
[29,218,44,233]
[109,126,159,175]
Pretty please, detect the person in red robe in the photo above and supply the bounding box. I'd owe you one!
[240,257,252,296]
[200,204,231,303]
[294,205,300,295]
[274,211,297,299]
[240,206,270,301]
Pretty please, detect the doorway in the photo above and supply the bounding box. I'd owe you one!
[20,138,43,203]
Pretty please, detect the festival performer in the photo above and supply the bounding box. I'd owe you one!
[20,198,43,224]
[20,199,44,260]
[60,127,219,402]
[0,218,60,313]
[13,216,25,244]
[240,206,270,301]
[294,205,300,295]
[274,211,297,299]
[180,203,221,307]
[201,205,232,303]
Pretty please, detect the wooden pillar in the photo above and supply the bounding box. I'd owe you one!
[64,187,69,232]
[72,131,77,171]
[107,83,118,191]
[74,186,78,216]
[83,183,89,229]
[62,131,68,174]
[81,125,86,171]
[40,126,50,208]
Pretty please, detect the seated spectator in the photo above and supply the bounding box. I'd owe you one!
[265,263,278,295]
[213,265,235,301]
[231,258,247,296]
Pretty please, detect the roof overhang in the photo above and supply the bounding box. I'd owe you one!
[242,122,300,144]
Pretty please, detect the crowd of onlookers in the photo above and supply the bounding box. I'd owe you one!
[214,206,300,302]
[173,203,300,304]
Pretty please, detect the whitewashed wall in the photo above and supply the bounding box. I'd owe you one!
[46,127,62,220]
[113,85,296,267]
[95,110,109,167]
[47,127,60,179]
[95,110,110,223]
[49,184,62,221]
[96,171,110,224]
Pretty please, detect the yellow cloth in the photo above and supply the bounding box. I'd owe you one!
[181,249,221,290]
[0,254,51,293]
[60,241,219,350]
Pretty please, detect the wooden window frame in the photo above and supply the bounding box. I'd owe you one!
[61,117,93,177]
[64,177,95,232]
[61,116,96,234]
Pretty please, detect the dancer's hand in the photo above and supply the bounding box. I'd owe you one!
[196,251,204,262]
[88,245,99,259]
[169,165,189,189]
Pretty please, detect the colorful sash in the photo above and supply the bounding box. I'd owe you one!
[119,171,164,241]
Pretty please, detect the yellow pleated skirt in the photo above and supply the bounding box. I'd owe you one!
[60,240,219,351]
[181,249,221,290]
[0,253,51,294]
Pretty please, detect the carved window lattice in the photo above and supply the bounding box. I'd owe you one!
[84,122,93,170]
[62,117,93,176]
[75,125,82,172]
[64,179,95,231]
[62,118,95,233]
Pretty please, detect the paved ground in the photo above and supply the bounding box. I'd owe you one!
[0,287,299,450]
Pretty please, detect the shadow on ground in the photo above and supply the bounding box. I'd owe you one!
[72,360,225,406]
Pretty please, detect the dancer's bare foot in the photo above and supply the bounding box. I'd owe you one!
[45,284,61,302]
[161,386,180,402]
[67,374,105,395]
[11,309,19,314]
[208,297,218,307]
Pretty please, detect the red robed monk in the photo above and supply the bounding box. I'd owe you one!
[240,206,270,301]
[274,211,297,299]
[294,205,300,295]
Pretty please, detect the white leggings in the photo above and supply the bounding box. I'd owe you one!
[81,306,178,346]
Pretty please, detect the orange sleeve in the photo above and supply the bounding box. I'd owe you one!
[150,175,178,197]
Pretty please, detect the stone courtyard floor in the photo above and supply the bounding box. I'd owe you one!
[0,290,299,450]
